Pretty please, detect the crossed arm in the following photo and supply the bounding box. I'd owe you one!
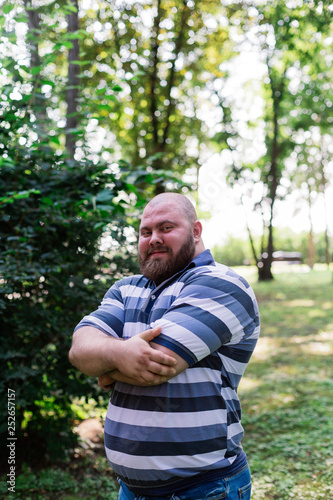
[69,326,189,388]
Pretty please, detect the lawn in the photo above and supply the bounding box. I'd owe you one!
[239,264,333,499]
[1,265,332,499]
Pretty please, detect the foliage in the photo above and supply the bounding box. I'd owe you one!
[219,0,333,280]
[212,236,252,267]
[0,461,119,499]
[79,0,236,182]
[212,228,332,268]
[0,93,185,468]
[0,138,138,464]
[0,0,189,469]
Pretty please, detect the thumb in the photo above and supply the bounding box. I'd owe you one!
[139,326,162,343]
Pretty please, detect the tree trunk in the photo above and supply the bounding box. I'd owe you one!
[240,195,259,266]
[23,0,47,133]
[257,75,284,281]
[162,1,189,145]
[319,142,331,268]
[149,0,162,148]
[308,230,315,269]
[307,186,315,269]
[65,0,80,156]
[258,258,274,281]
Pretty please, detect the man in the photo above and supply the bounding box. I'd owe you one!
[69,192,260,500]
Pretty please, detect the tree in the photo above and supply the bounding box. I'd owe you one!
[0,100,137,464]
[78,0,235,194]
[0,1,189,465]
[287,131,333,268]
[222,0,333,280]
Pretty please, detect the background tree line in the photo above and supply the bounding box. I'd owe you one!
[212,229,330,268]
[0,0,332,465]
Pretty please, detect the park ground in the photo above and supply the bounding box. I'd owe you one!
[1,264,333,499]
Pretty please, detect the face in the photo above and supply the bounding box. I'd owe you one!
[138,202,199,285]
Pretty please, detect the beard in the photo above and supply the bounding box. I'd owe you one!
[139,235,196,285]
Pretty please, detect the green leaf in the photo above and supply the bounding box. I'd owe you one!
[14,14,28,23]
[62,40,74,50]
[95,190,113,202]
[0,189,41,205]
[18,65,30,73]
[132,70,146,79]
[96,87,107,95]
[41,197,54,206]
[41,79,55,88]
[104,95,117,101]
[98,104,113,112]
[3,4,15,14]
[112,84,122,92]
[70,60,91,66]
[31,65,42,76]
[65,0,78,13]
[50,136,60,145]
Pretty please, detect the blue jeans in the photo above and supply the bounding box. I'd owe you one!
[118,464,251,500]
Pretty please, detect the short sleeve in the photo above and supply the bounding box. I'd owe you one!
[74,281,125,337]
[151,269,259,366]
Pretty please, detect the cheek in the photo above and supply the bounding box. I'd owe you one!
[138,238,148,254]
[165,235,181,250]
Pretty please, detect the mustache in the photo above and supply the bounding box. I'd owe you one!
[147,246,170,256]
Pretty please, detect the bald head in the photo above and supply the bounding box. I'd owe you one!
[144,193,197,225]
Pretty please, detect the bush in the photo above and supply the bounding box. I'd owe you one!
[212,236,253,267]
[0,146,137,466]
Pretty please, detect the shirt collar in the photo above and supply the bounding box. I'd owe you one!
[190,249,215,268]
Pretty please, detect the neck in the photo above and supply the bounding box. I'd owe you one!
[193,241,205,258]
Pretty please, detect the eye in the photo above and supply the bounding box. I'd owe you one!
[140,230,151,237]
[162,225,173,232]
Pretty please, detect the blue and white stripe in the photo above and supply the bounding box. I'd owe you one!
[75,249,260,492]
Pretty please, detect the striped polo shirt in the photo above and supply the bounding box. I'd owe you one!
[75,250,260,494]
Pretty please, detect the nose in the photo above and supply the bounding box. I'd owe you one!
[149,230,163,246]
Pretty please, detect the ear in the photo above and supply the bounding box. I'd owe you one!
[193,220,203,242]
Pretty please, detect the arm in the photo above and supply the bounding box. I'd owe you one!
[98,342,189,389]
[69,326,178,385]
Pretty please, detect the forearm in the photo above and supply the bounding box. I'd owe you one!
[69,325,178,384]
[69,326,121,377]
[99,368,168,388]
[98,342,188,389]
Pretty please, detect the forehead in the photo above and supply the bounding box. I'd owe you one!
[140,202,186,227]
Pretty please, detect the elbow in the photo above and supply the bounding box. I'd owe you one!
[68,340,79,369]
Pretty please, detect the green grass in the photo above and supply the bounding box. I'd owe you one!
[1,265,332,499]
[0,457,119,500]
[239,264,333,499]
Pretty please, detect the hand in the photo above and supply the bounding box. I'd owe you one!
[107,326,177,386]
[98,372,115,390]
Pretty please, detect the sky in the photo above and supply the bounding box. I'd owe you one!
[197,152,333,249]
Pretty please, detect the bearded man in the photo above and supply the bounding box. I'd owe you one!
[69,192,260,500]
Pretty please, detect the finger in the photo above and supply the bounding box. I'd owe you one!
[149,347,177,366]
[148,360,177,377]
[138,326,162,342]
[99,382,114,390]
[98,374,115,390]
[142,372,169,385]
